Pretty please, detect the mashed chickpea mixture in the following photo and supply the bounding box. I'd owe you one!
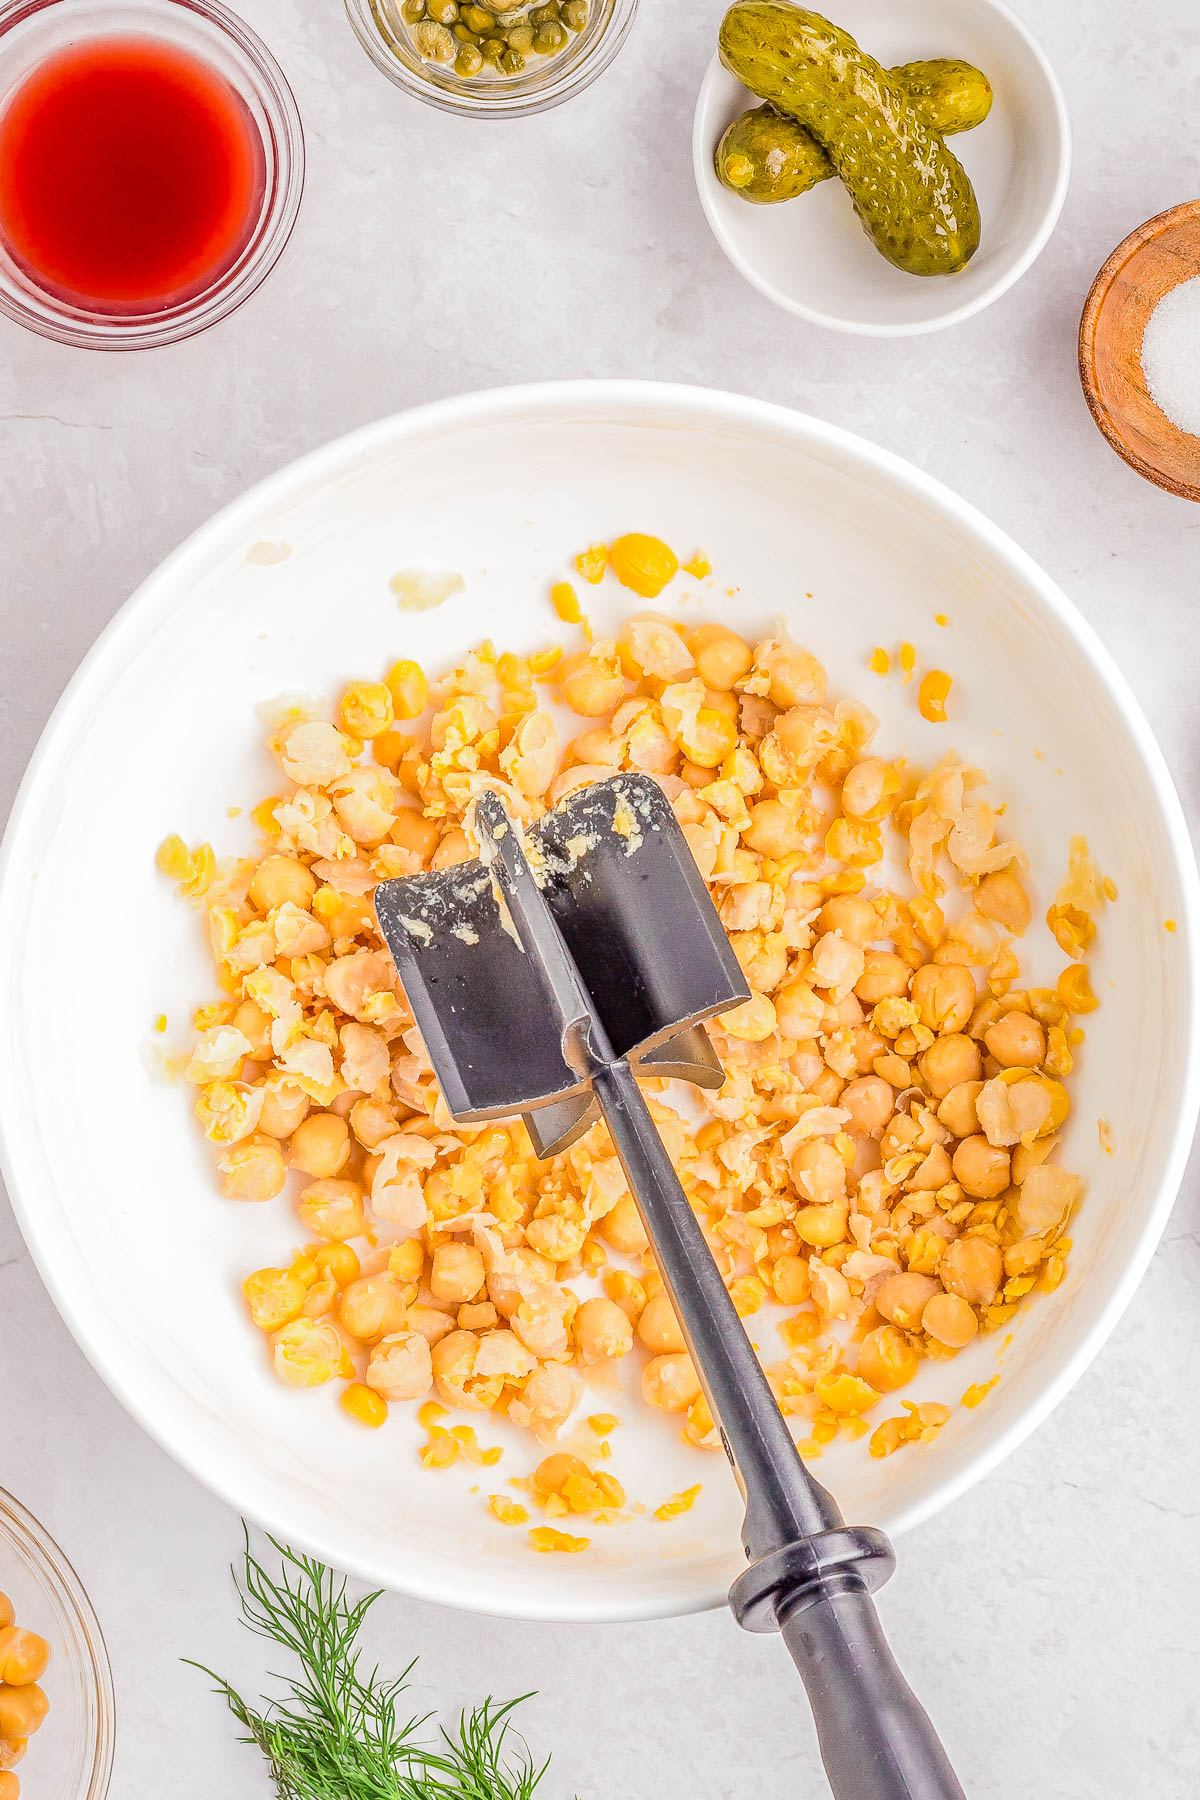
[159,535,1109,1539]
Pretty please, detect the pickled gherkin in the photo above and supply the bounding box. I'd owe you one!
[716,57,991,204]
[718,3,981,274]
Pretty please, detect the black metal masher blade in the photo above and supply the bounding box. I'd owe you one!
[375,773,964,1800]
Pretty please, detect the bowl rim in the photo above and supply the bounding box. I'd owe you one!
[0,1486,116,1797]
[1,378,1197,1621]
[1077,198,1200,503]
[691,0,1072,338]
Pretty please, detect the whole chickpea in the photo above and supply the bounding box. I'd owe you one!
[875,1270,940,1331]
[689,624,753,690]
[258,1080,310,1139]
[770,1253,811,1306]
[641,1352,702,1412]
[854,951,911,1005]
[840,1075,895,1137]
[298,1178,367,1242]
[919,1033,982,1099]
[817,894,877,945]
[937,1079,983,1140]
[430,1242,486,1305]
[795,1201,849,1249]
[911,963,976,1034]
[762,641,827,708]
[775,978,824,1039]
[0,1683,47,1740]
[939,1235,1003,1305]
[601,1194,649,1257]
[922,1292,979,1348]
[951,1135,1011,1199]
[560,652,625,717]
[289,1111,351,1179]
[791,1139,847,1207]
[973,869,1031,934]
[576,1296,635,1363]
[857,1325,919,1393]
[218,1136,286,1201]
[338,1274,407,1342]
[390,808,441,863]
[743,798,803,859]
[249,854,316,914]
[636,1293,687,1354]
[984,1010,1047,1069]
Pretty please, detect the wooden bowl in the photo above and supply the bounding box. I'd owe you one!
[1079,199,1200,501]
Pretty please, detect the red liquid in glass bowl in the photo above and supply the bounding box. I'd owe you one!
[0,35,263,310]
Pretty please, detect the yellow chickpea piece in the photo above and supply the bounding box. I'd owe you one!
[917,670,952,723]
[315,1242,360,1286]
[244,1267,308,1332]
[742,798,801,858]
[920,1033,982,1099]
[937,1079,983,1140]
[298,1177,367,1242]
[984,1011,1047,1069]
[338,1273,407,1342]
[910,963,976,1033]
[840,1075,894,1138]
[576,1296,635,1364]
[854,951,911,1005]
[0,1600,12,1633]
[689,623,753,690]
[1057,964,1099,1014]
[340,681,394,740]
[368,1329,434,1401]
[386,659,429,720]
[921,1292,979,1349]
[0,1631,49,1689]
[857,1325,919,1393]
[289,1112,351,1180]
[792,1139,847,1208]
[795,1201,849,1249]
[340,1382,388,1428]
[559,651,625,718]
[636,1293,687,1354]
[272,1318,343,1388]
[974,869,1031,935]
[575,543,608,584]
[939,1235,1003,1305]
[609,533,679,599]
[641,1353,702,1413]
[951,1136,1011,1200]
[600,1194,649,1257]
[218,1136,286,1202]
[430,1242,486,1305]
[875,1271,940,1332]
[0,1687,46,1741]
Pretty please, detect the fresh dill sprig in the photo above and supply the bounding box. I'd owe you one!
[187,1529,555,1800]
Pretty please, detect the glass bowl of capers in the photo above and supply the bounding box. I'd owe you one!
[345,0,637,114]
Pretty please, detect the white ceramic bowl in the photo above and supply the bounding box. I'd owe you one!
[692,0,1070,336]
[0,381,1195,1623]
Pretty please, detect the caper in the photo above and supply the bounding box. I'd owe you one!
[532,18,566,50]
[454,41,483,73]
[501,45,525,71]
[528,2,558,22]
[401,0,426,21]
[505,22,533,50]
[414,17,455,56]
[426,0,458,23]
[480,31,505,58]
[461,4,495,29]
[453,22,480,41]
[560,0,586,28]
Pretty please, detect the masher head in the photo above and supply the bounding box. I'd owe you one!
[374,773,749,1155]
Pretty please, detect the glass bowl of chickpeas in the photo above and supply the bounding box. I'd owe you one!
[344,0,638,115]
[0,1491,114,1800]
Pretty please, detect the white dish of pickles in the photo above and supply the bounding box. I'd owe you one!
[693,0,1071,336]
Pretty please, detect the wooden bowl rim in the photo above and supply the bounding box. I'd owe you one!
[1078,197,1200,503]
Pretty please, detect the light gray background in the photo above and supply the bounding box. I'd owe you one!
[2,0,1199,1793]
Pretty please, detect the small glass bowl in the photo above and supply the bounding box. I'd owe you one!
[0,1488,115,1799]
[345,0,638,117]
[0,0,304,349]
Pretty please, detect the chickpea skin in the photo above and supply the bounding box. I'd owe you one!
[939,1235,1003,1306]
[951,1134,1011,1200]
[367,1330,434,1400]
[984,1010,1047,1069]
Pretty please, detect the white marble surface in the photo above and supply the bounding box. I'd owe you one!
[2,0,1200,1793]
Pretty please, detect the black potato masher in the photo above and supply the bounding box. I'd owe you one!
[375,772,965,1800]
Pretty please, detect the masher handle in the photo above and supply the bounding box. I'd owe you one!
[591,1059,840,1546]
[781,1585,966,1800]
